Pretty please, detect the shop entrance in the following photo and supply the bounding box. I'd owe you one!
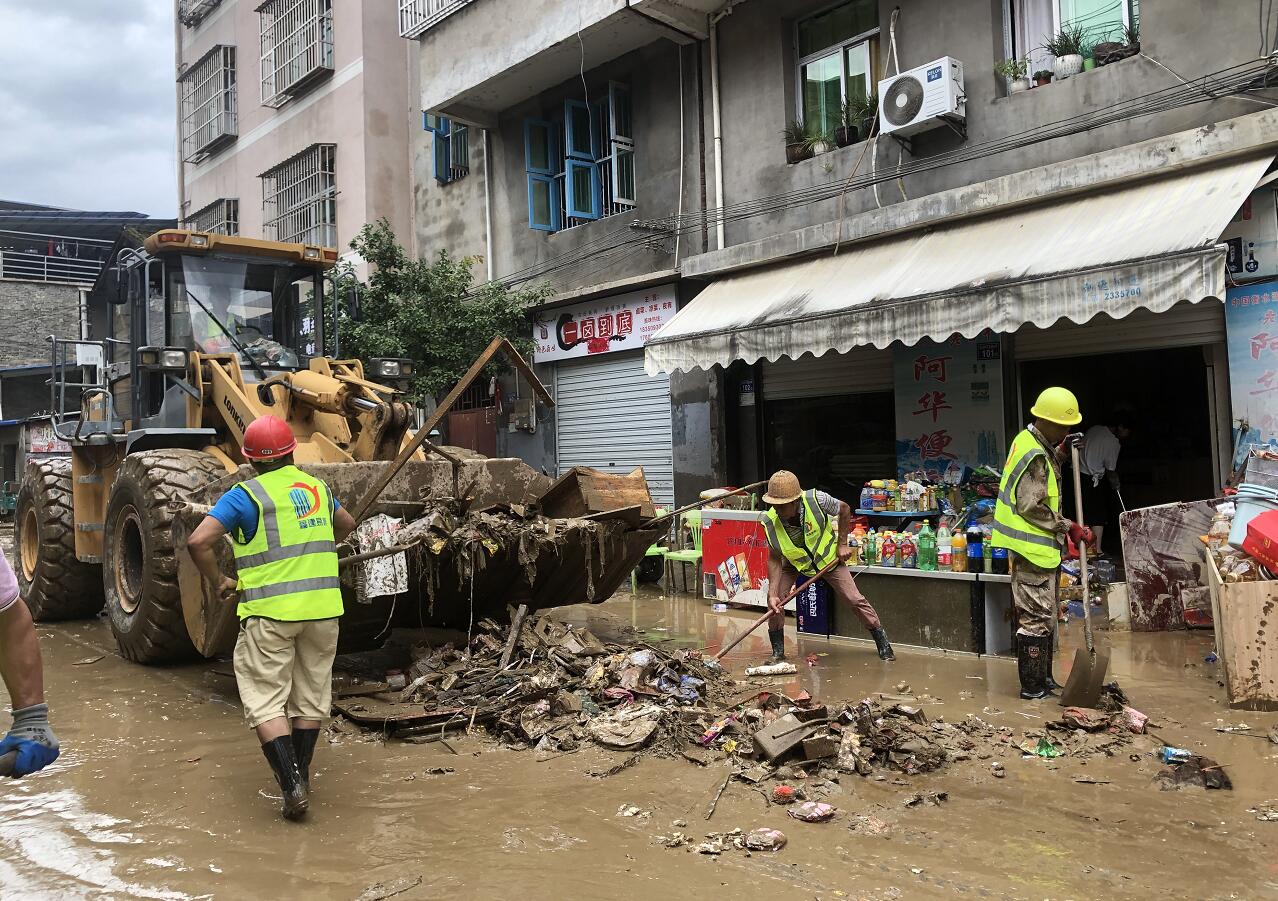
[1019,345,1217,549]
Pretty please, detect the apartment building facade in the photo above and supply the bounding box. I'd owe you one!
[175,0,415,261]
[405,0,1278,514]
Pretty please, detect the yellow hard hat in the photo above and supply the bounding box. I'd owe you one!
[1030,386,1082,426]
[762,470,803,505]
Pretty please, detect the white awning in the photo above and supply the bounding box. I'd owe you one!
[646,155,1273,374]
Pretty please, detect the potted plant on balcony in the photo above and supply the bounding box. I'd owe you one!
[1033,69,1054,87]
[810,127,834,155]
[784,119,816,163]
[1095,20,1139,66]
[995,56,1031,94]
[1045,24,1086,79]
[838,90,879,145]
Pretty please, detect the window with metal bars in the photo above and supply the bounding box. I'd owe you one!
[180,45,237,162]
[186,198,240,236]
[423,114,469,183]
[523,83,634,233]
[398,0,476,39]
[261,144,336,246]
[259,0,333,108]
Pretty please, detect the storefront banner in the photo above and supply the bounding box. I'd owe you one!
[533,285,677,363]
[1225,278,1278,458]
[23,420,70,455]
[893,333,1005,480]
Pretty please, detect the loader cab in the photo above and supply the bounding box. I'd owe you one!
[116,230,337,428]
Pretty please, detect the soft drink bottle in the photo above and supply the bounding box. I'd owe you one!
[917,522,937,571]
[936,522,952,569]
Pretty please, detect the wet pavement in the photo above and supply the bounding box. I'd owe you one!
[2,524,1277,899]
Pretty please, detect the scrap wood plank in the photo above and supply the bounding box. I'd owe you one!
[539,467,656,520]
[332,695,468,727]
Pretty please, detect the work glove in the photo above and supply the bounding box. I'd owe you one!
[0,703,60,777]
[1067,522,1093,548]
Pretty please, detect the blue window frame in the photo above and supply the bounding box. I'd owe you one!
[424,113,468,184]
[524,119,560,232]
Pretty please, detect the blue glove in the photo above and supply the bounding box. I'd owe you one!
[1,703,60,777]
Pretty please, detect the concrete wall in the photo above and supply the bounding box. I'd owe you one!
[177,0,414,257]
[0,280,81,367]
[711,0,1265,248]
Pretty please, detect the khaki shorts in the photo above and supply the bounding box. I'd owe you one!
[233,617,340,728]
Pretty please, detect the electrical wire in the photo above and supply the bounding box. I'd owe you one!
[485,57,1278,293]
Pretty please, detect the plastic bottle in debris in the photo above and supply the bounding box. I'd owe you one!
[951,528,968,572]
[936,522,952,569]
[917,522,937,571]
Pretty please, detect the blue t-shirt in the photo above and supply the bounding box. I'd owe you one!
[209,484,341,543]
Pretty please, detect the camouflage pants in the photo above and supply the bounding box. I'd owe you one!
[1011,554,1058,638]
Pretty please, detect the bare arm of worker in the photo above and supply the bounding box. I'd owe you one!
[767,550,785,612]
[187,515,237,603]
[334,506,356,543]
[1015,456,1070,537]
[836,501,854,563]
[0,590,45,711]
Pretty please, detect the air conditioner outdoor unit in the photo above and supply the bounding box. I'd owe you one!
[878,56,965,139]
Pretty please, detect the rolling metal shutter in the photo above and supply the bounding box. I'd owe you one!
[761,347,894,399]
[1012,299,1226,360]
[554,352,674,505]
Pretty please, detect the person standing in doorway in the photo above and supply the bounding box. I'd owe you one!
[0,553,60,778]
[187,416,355,821]
[761,471,894,661]
[991,388,1091,699]
[1077,413,1131,555]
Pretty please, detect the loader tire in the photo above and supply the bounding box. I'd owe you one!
[103,450,227,664]
[13,458,104,621]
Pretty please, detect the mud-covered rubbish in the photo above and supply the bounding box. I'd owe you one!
[1154,755,1233,791]
[745,828,787,850]
[788,801,837,823]
[745,662,798,677]
[1249,801,1278,821]
[903,791,948,808]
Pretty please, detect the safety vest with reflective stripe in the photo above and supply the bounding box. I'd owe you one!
[991,428,1062,569]
[229,465,343,622]
[763,490,839,576]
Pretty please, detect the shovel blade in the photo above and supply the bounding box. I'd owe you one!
[1059,647,1111,708]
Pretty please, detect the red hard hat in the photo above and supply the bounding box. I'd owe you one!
[242,415,296,461]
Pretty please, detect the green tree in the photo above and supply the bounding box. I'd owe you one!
[341,220,548,401]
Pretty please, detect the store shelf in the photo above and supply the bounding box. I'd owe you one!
[851,565,976,582]
[855,509,943,518]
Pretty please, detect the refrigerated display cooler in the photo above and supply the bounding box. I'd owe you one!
[700,509,793,611]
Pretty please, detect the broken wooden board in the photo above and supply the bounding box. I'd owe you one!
[332,694,468,727]
[538,467,656,520]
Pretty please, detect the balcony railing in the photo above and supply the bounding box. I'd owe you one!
[179,0,223,27]
[0,252,103,285]
[398,0,477,39]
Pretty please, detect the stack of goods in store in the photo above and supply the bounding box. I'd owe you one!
[1203,486,1278,582]
[858,479,940,513]
[846,518,1012,575]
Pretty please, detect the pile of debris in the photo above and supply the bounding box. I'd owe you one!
[334,612,738,757]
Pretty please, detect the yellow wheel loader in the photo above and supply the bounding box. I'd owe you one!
[14,230,660,664]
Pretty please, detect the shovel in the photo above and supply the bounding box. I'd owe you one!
[710,559,845,664]
[1060,440,1111,707]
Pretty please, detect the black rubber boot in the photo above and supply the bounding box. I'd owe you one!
[1017,634,1054,700]
[1045,634,1062,691]
[291,728,320,792]
[262,736,309,821]
[768,629,786,662]
[870,628,895,661]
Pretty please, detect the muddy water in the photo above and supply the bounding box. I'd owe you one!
[2,525,1277,899]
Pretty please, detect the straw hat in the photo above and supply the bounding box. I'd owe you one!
[762,470,803,505]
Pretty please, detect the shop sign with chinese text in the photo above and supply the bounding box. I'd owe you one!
[532,285,677,362]
[1226,278,1278,459]
[893,333,1005,480]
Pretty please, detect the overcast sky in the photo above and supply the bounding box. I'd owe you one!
[0,0,176,217]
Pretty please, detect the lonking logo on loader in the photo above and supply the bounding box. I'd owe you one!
[223,395,246,435]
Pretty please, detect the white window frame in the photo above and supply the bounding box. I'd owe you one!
[398,0,476,39]
[259,0,334,108]
[261,144,337,247]
[1003,0,1136,65]
[179,45,237,163]
[186,198,240,236]
[793,10,880,134]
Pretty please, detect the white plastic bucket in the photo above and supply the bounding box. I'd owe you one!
[1228,484,1278,549]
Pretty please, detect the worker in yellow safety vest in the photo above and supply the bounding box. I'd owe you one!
[762,471,894,662]
[188,415,355,820]
[991,387,1092,700]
